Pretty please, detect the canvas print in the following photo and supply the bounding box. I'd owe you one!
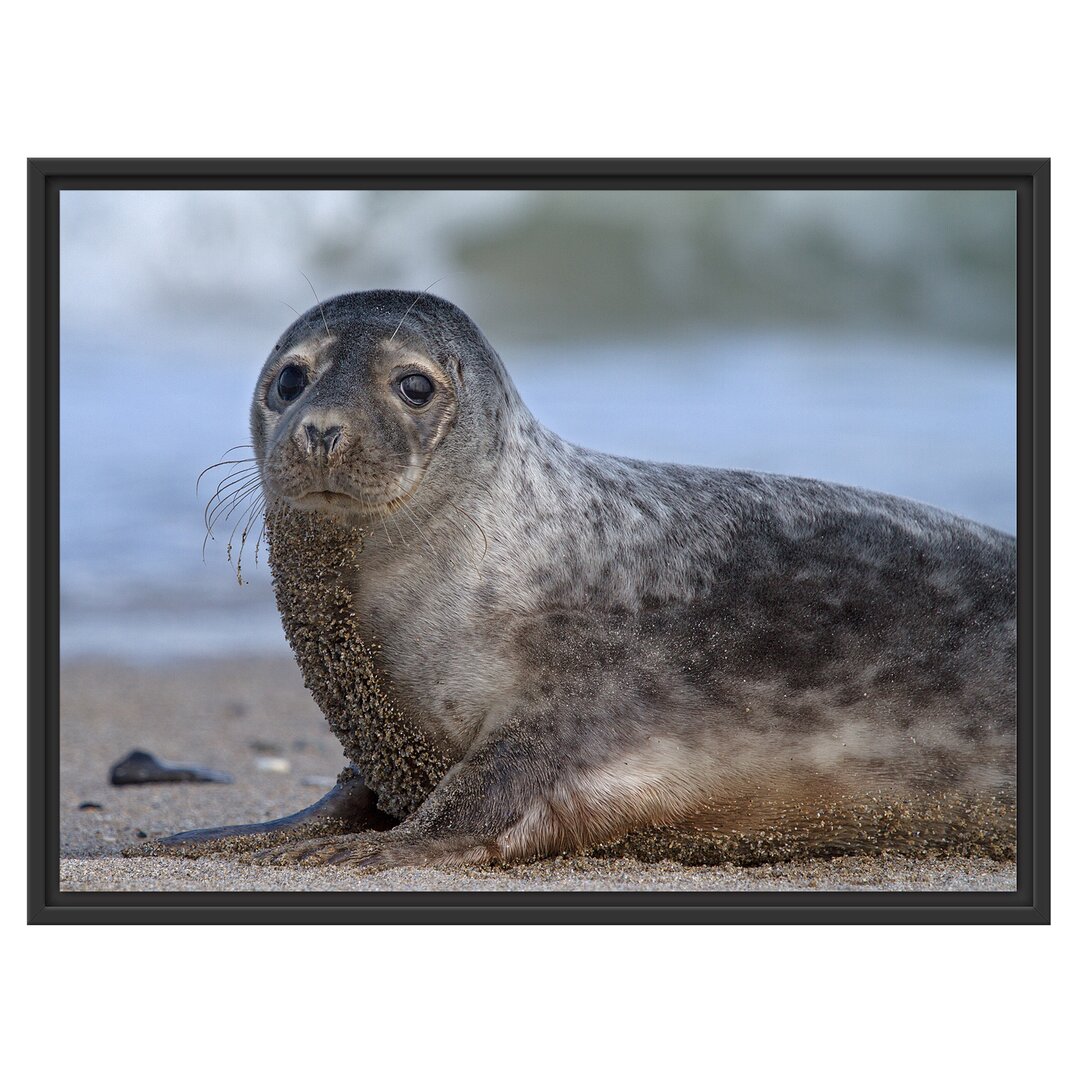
[59,187,1017,893]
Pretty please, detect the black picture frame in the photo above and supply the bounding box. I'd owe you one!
[29,158,1050,925]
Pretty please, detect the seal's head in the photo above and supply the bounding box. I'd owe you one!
[252,289,516,522]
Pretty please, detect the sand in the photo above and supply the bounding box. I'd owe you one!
[59,658,1016,893]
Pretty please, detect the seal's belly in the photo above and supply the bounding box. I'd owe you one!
[603,789,1017,865]
[496,710,1016,864]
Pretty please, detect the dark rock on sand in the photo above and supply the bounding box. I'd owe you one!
[109,749,233,786]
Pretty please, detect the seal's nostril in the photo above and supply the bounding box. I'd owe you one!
[323,426,343,456]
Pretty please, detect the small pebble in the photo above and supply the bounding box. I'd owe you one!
[255,756,291,774]
[78,801,103,811]
[135,829,148,838]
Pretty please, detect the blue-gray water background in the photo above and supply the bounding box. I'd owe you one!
[60,190,1016,660]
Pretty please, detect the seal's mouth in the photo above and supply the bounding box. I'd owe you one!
[286,488,364,515]
[282,481,420,521]
[307,490,355,506]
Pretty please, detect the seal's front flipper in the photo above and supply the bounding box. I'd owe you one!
[124,767,397,858]
[249,714,641,872]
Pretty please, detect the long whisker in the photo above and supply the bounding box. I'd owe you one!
[206,464,259,504]
[206,477,263,536]
[355,492,395,548]
[254,499,285,566]
[300,270,331,338]
[204,484,263,555]
[196,456,257,496]
[252,498,271,564]
[400,500,443,564]
[243,495,267,555]
[387,277,445,345]
[378,509,395,548]
[227,491,268,584]
[202,472,262,561]
[211,465,260,501]
[204,470,261,532]
[448,498,489,562]
[388,503,409,548]
[281,300,316,338]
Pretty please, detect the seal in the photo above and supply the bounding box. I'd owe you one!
[143,289,1017,870]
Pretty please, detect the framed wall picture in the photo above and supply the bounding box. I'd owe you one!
[29,158,1049,923]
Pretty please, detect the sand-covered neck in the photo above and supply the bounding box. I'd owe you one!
[263,500,453,819]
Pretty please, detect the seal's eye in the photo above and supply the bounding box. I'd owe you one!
[399,373,434,407]
[275,364,308,405]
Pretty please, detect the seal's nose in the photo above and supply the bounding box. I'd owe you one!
[304,423,343,455]
[297,416,347,462]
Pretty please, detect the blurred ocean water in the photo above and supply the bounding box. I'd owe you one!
[60,331,1015,661]
[59,188,1016,660]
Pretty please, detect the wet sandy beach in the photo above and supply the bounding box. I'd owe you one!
[59,659,1017,893]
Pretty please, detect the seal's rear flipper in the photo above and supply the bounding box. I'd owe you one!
[123,766,397,858]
